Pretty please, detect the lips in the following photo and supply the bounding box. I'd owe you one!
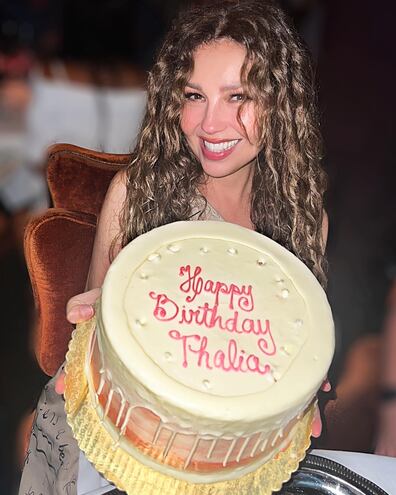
[200,138,240,160]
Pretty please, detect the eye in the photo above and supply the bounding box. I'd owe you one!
[230,93,246,102]
[184,92,204,101]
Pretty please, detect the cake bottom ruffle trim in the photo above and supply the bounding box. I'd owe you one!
[65,318,314,495]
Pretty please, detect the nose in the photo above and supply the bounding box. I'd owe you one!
[201,100,226,135]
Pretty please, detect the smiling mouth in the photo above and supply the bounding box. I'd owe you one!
[202,139,240,153]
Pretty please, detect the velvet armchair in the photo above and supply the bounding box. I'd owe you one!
[24,143,129,376]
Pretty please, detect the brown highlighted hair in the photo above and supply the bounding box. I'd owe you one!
[120,0,327,286]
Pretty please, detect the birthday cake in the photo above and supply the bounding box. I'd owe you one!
[82,221,334,484]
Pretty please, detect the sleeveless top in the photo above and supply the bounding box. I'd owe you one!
[18,200,223,495]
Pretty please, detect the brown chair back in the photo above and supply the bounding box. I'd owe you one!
[24,143,130,376]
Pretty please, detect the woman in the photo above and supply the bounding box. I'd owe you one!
[19,2,329,494]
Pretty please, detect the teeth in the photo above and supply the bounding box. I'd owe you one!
[203,139,238,153]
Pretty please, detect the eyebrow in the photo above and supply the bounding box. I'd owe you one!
[185,83,243,91]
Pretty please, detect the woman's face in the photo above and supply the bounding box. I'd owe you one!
[181,39,260,181]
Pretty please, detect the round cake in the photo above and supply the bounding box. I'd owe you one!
[83,221,334,484]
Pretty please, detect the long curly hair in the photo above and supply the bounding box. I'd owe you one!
[120,0,328,286]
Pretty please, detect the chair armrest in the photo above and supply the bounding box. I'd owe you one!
[24,208,97,376]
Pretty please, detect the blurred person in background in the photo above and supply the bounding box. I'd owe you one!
[25,0,152,162]
[1,0,182,247]
[0,0,61,227]
[27,0,184,160]
[375,271,396,457]
[0,0,38,246]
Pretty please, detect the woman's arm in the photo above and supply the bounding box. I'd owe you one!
[66,170,127,323]
[85,170,127,290]
[56,171,127,394]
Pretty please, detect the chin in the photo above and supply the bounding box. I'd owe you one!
[200,160,253,181]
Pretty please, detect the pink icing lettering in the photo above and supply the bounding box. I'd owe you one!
[203,279,230,307]
[179,304,243,334]
[214,348,229,371]
[177,304,275,344]
[188,335,213,369]
[258,336,276,356]
[256,320,276,355]
[224,312,239,333]
[168,332,271,375]
[179,305,206,326]
[203,304,231,330]
[238,290,254,311]
[246,354,271,374]
[228,340,245,372]
[242,318,254,334]
[149,265,278,376]
[149,292,179,321]
[241,318,272,337]
[179,265,203,303]
[168,330,200,367]
[179,265,254,311]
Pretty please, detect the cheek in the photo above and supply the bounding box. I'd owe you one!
[180,105,201,136]
[239,104,259,144]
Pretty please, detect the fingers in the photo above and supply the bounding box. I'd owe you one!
[67,304,94,324]
[321,378,331,392]
[312,380,330,439]
[66,287,101,323]
[311,404,322,438]
[55,371,66,395]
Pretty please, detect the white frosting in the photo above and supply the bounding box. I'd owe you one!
[92,221,334,479]
[124,237,307,396]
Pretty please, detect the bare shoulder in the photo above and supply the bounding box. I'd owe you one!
[105,168,128,206]
[98,168,128,246]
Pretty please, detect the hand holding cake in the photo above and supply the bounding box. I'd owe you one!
[54,288,102,395]
[66,288,101,324]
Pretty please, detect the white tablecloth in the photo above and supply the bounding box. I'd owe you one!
[313,449,396,494]
[78,449,396,494]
